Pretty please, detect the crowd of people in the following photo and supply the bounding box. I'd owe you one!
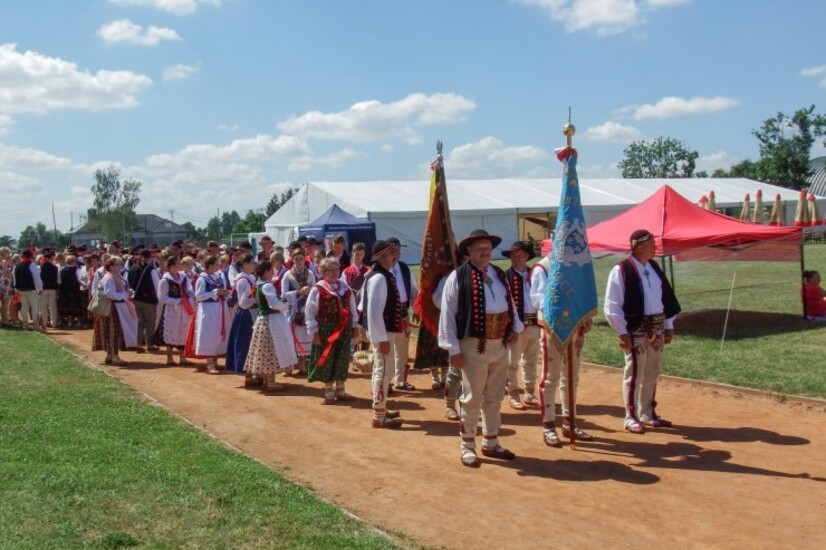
[0,226,681,468]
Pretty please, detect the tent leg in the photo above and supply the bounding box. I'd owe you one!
[800,239,807,318]
[669,255,675,292]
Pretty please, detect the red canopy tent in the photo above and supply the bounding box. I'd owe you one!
[584,185,801,261]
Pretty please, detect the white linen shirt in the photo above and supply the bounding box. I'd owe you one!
[603,256,676,336]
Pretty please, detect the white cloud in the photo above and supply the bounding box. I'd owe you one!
[621,96,739,120]
[98,19,181,46]
[800,65,826,88]
[0,144,73,169]
[0,43,152,114]
[446,136,549,177]
[108,0,221,16]
[288,149,365,172]
[163,63,198,80]
[144,134,310,170]
[0,171,45,197]
[696,150,737,173]
[800,65,826,77]
[277,93,476,144]
[583,121,642,143]
[514,0,688,35]
[379,144,394,153]
[0,114,14,136]
[217,123,239,132]
[643,0,690,6]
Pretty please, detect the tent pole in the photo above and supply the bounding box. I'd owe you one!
[669,255,675,292]
[800,237,807,318]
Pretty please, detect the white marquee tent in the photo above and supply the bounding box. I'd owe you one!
[264,178,811,264]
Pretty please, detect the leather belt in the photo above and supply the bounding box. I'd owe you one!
[484,312,510,340]
[522,313,538,327]
[631,314,666,334]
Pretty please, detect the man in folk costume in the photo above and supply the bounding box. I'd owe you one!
[13,249,43,331]
[531,254,594,446]
[386,237,418,391]
[39,250,60,329]
[604,229,681,434]
[502,241,541,411]
[439,229,523,468]
[362,240,405,429]
[128,249,161,353]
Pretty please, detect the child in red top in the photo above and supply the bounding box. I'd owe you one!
[803,270,826,317]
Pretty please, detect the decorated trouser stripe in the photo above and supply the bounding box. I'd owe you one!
[538,328,581,424]
[622,333,664,423]
[371,335,399,417]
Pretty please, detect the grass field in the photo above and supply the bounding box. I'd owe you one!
[0,330,396,549]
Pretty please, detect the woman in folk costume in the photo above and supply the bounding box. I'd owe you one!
[185,255,231,374]
[246,261,298,392]
[305,258,359,404]
[1,246,16,325]
[181,256,199,290]
[225,253,257,373]
[280,248,315,373]
[92,256,138,366]
[153,255,195,366]
[269,250,288,297]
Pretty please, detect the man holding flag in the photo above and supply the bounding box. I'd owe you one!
[541,119,599,449]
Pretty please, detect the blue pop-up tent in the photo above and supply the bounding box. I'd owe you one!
[297,204,376,256]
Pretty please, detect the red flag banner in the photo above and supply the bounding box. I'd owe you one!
[414,161,457,334]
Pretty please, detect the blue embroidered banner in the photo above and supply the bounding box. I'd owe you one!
[543,148,598,349]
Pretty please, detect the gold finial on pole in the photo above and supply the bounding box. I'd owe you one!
[563,106,575,148]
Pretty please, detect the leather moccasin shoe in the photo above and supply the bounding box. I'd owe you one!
[372,417,402,429]
[481,445,516,461]
[625,421,645,434]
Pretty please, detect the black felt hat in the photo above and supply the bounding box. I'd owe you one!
[458,229,502,255]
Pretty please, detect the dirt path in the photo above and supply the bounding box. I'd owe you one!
[49,329,826,549]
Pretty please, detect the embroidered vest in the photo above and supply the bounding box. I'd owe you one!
[455,263,515,351]
[505,266,529,322]
[362,265,403,333]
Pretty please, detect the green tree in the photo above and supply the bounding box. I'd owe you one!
[89,166,142,244]
[618,137,699,178]
[233,209,268,234]
[750,105,826,189]
[0,235,14,247]
[265,187,298,217]
[18,223,69,248]
[180,221,202,239]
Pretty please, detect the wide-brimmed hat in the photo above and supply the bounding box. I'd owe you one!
[371,239,395,261]
[502,240,536,261]
[259,235,273,243]
[386,237,407,248]
[458,229,502,255]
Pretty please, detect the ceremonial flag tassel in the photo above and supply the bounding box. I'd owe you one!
[543,114,598,450]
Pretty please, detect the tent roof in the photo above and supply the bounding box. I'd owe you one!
[586,185,801,256]
[300,204,373,228]
[265,177,810,228]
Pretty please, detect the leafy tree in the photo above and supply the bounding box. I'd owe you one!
[750,105,826,189]
[265,187,298,217]
[0,235,14,247]
[201,216,222,241]
[233,209,267,234]
[18,223,69,249]
[89,166,142,243]
[618,137,699,179]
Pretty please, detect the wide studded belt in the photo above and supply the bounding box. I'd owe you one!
[484,313,510,340]
[522,313,539,327]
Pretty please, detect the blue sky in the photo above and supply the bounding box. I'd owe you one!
[1,0,825,239]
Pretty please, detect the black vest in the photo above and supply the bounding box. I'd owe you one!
[362,265,402,333]
[455,263,514,341]
[14,260,35,291]
[505,266,529,322]
[128,263,158,304]
[618,258,681,333]
[395,261,412,307]
[59,265,80,292]
[40,263,59,290]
